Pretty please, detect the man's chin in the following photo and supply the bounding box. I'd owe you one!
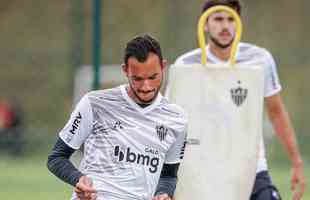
[138,96,155,104]
[210,36,234,49]
[216,40,232,48]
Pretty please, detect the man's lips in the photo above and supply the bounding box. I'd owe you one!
[219,32,231,37]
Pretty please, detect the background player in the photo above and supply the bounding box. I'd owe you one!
[169,1,306,199]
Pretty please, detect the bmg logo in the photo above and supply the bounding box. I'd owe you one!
[114,146,159,173]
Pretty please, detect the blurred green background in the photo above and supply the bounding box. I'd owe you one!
[0,0,309,199]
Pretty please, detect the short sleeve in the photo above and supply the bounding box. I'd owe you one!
[174,56,185,65]
[59,94,93,149]
[164,125,187,164]
[263,51,282,97]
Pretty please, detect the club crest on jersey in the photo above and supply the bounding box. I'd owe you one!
[156,125,168,142]
[230,81,248,107]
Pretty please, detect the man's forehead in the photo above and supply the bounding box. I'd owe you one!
[210,11,233,18]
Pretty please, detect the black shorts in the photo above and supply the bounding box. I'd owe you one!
[250,171,282,200]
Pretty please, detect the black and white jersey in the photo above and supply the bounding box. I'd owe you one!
[170,42,281,173]
[59,85,187,200]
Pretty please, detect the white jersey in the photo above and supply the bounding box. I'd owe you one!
[59,85,187,200]
[170,42,281,173]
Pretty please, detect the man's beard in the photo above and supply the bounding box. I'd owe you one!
[129,82,161,104]
[209,34,234,49]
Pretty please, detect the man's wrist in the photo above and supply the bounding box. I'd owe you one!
[73,173,85,186]
[155,192,171,198]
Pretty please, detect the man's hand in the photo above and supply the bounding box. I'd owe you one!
[265,95,306,200]
[152,193,172,200]
[291,161,306,200]
[75,176,97,200]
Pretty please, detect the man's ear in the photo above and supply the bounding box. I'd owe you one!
[204,23,209,33]
[122,64,128,75]
[161,59,168,70]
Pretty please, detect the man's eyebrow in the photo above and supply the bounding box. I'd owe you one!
[149,73,159,78]
[214,16,224,19]
[131,75,143,79]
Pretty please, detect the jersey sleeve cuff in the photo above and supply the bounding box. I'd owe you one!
[164,160,181,165]
[264,86,281,98]
[59,133,80,150]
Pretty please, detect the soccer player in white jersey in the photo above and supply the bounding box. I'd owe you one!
[168,0,306,200]
[47,34,188,200]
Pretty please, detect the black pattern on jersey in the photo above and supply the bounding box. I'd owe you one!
[160,107,181,116]
[93,121,109,134]
[69,112,82,135]
[93,120,124,135]
[156,125,168,142]
[180,140,186,159]
[113,145,160,173]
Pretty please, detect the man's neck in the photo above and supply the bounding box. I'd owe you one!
[209,43,232,61]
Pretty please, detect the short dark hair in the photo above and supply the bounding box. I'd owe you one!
[202,0,241,15]
[124,34,163,65]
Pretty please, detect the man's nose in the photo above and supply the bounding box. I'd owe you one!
[222,20,230,28]
[141,80,152,91]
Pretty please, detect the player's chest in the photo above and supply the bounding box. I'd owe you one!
[92,109,177,151]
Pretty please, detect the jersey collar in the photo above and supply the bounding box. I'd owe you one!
[120,84,163,114]
[206,44,241,64]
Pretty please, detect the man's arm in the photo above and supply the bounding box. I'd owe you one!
[47,137,84,186]
[153,107,187,200]
[153,163,179,200]
[47,137,96,200]
[265,94,306,200]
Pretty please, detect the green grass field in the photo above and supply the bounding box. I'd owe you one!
[0,155,72,200]
[0,153,309,200]
[269,163,309,200]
